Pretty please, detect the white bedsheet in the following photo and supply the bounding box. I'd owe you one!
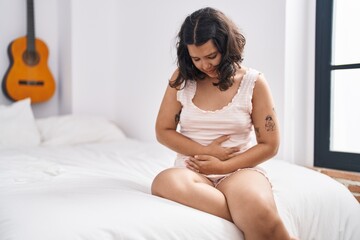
[0,139,359,240]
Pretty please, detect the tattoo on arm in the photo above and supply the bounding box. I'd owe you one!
[265,115,276,131]
[175,109,182,124]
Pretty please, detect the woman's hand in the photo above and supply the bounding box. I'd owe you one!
[185,155,225,175]
[205,135,240,161]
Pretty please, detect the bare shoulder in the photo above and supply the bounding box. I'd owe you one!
[254,72,268,86]
[162,68,182,102]
[169,68,181,85]
[253,72,272,96]
[251,72,276,111]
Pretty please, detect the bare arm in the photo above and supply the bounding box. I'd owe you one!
[187,74,280,174]
[156,70,238,160]
[224,74,279,171]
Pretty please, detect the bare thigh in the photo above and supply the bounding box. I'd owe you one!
[216,169,291,240]
[151,168,232,221]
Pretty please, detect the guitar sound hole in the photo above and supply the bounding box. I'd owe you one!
[23,50,40,66]
[18,80,44,86]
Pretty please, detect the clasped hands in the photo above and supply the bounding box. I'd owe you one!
[185,135,240,175]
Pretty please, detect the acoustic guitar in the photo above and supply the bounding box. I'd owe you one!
[2,0,56,103]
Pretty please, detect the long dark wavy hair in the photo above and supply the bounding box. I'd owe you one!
[170,7,246,91]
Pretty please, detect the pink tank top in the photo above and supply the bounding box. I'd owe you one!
[175,68,260,167]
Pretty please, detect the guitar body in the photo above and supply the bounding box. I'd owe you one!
[2,36,55,103]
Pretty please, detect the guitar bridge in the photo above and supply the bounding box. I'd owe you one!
[18,80,44,86]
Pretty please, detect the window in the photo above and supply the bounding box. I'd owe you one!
[315,0,360,172]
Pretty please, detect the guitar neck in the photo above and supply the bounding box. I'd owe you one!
[26,0,36,52]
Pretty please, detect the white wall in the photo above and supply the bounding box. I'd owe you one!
[0,0,316,167]
[0,0,59,117]
[69,0,287,140]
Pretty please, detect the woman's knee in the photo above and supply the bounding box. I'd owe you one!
[237,182,277,219]
[151,168,186,197]
[218,171,278,224]
[218,171,290,238]
[245,190,276,219]
[234,187,282,235]
[247,195,287,238]
[151,169,172,196]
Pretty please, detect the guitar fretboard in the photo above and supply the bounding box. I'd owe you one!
[26,0,36,53]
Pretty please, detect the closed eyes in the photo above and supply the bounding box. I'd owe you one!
[192,54,218,62]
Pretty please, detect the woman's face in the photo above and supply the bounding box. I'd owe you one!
[187,39,222,78]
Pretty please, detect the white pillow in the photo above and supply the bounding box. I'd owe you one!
[36,114,126,146]
[0,98,41,147]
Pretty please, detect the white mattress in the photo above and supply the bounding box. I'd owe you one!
[0,139,359,240]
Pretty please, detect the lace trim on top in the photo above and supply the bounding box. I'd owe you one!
[188,69,249,113]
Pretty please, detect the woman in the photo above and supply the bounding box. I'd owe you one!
[151,7,296,240]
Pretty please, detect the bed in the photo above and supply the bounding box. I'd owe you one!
[1,99,360,240]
